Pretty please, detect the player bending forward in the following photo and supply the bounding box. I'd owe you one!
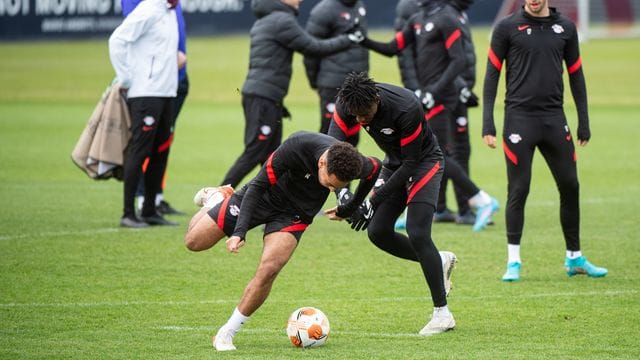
[184,131,381,351]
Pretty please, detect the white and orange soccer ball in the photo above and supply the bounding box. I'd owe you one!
[286,307,330,348]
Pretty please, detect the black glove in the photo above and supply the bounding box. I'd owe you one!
[466,91,479,107]
[577,125,591,142]
[349,199,374,231]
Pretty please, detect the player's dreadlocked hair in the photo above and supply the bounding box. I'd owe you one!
[338,71,379,115]
[326,141,363,182]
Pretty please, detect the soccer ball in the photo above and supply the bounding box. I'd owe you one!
[286,307,330,348]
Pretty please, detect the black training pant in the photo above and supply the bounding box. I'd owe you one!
[502,112,581,251]
[427,100,479,212]
[221,95,283,188]
[123,97,174,218]
[367,161,448,308]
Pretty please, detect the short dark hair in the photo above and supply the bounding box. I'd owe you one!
[326,141,363,182]
[338,71,379,115]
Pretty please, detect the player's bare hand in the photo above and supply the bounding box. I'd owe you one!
[324,206,344,221]
[483,135,497,149]
[226,236,245,253]
[578,139,589,147]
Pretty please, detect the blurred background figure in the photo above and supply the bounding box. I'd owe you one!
[304,0,369,147]
[109,0,180,227]
[122,0,190,217]
[219,0,357,188]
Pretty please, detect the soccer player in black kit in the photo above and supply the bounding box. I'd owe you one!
[354,0,500,232]
[483,0,607,281]
[184,131,381,351]
[329,72,458,336]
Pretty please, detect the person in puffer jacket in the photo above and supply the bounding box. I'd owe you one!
[220,0,356,188]
[303,0,369,144]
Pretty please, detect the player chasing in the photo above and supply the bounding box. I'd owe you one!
[184,132,382,351]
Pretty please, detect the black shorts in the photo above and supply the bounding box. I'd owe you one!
[375,156,443,207]
[206,191,309,241]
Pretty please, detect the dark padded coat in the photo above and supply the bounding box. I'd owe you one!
[241,0,352,103]
[303,0,369,89]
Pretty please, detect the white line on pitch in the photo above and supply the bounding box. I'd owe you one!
[0,228,121,241]
[157,326,421,338]
[1,289,636,308]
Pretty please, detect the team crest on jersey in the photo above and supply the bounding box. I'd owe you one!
[552,24,564,34]
[358,6,366,16]
[340,12,351,20]
[527,28,532,35]
[229,204,240,217]
[508,133,522,144]
[260,125,271,135]
[380,128,395,135]
[456,116,468,127]
[425,22,434,32]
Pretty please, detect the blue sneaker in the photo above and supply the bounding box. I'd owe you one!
[394,214,407,230]
[502,262,521,282]
[565,256,608,277]
[473,198,499,232]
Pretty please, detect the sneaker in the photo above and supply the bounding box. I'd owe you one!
[193,185,234,208]
[502,261,521,282]
[472,198,499,232]
[419,309,455,336]
[565,256,608,277]
[433,208,456,223]
[394,214,407,230]
[213,326,236,351]
[120,215,149,228]
[140,213,178,226]
[440,251,457,297]
[157,200,185,216]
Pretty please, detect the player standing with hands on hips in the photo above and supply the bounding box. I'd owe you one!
[483,0,608,281]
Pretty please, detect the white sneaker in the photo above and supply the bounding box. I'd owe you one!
[193,185,234,208]
[440,251,457,297]
[419,309,455,336]
[212,326,236,351]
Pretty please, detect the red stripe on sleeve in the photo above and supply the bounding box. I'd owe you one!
[280,223,309,233]
[445,29,461,49]
[395,32,405,50]
[488,47,502,71]
[266,152,277,185]
[400,122,422,147]
[333,111,361,137]
[503,140,518,165]
[366,156,380,181]
[568,57,582,74]
[406,161,440,204]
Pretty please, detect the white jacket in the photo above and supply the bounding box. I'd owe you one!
[109,0,178,98]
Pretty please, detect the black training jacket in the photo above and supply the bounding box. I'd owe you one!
[241,0,352,103]
[303,0,369,89]
[394,0,420,91]
[482,7,589,140]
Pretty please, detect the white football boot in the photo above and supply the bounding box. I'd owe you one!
[193,185,233,208]
[440,251,457,297]
[212,326,236,351]
[419,308,456,336]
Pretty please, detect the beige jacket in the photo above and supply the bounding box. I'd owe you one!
[71,84,131,180]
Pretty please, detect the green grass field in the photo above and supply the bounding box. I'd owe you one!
[1,29,639,359]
